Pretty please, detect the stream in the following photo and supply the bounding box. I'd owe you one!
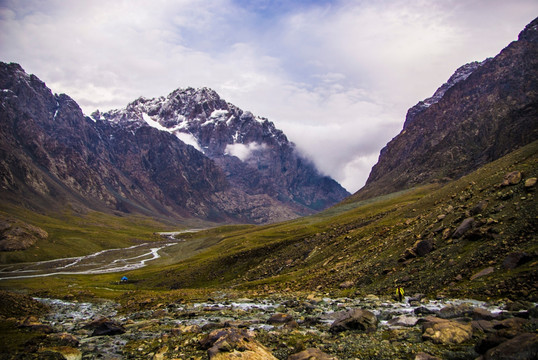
[30,294,517,359]
[0,230,197,280]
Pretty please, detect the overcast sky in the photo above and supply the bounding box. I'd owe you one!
[1,0,537,192]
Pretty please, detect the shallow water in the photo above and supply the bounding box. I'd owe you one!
[0,230,200,280]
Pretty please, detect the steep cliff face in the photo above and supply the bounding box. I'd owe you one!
[0,63,348,224]
[357,17,538,199]
[100,87,349,212]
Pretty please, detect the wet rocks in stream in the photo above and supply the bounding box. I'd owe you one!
[3,294,537,359]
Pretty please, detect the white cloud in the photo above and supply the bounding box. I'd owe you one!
[225,142,267,161]
[1,0,537,192]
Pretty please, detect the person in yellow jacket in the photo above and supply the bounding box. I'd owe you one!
[396,286,404,302]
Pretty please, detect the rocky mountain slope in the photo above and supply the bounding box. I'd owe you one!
[0,63,348,226]
[99,87,349,213]
[356,17,538,200]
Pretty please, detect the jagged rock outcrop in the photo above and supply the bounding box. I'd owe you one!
[357,17,538,199]
[0,62,348,224]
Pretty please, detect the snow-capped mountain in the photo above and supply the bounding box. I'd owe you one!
[0,64,348,224]
[97,87,349,214]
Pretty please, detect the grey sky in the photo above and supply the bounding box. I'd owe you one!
[1,0,536,191]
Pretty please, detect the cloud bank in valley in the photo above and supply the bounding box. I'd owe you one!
[1,0,537,192]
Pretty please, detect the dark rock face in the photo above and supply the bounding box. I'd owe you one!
[0,62,348,224]
[358,17,538,199]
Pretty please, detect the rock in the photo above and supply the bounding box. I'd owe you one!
[19,316,54,334]
[438,303,474,319]
[288,348,338,360]
[475,334,510,354]
[422,317,473,345]
[388,315,419,327]
[501,171,522,187]
[414,352,441,360]
[0,217,48,251]
[171,324,202,335]
[502,252,532,269]
[414,239,434,256]
[46,333,80,347]
[483,333,538,360]
[470,200,488,215]
[452,217,475,238]
[267,313,294,324]
[84,317,125,336]
[330,308,378,333]
[201,328,278,360]
[339,280,354,289]
[43,346,82,360]
[472,308,498,321]
[470,267,494,280]
[524,177,537,188]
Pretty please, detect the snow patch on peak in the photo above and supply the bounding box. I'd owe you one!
[210,109,229,119]
[142,113,168,132]
[225,142,267,162]
[175,132,202,152]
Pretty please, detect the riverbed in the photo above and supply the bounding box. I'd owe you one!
[0,230,196,280]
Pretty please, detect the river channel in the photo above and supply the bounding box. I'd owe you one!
[0,231,195,280]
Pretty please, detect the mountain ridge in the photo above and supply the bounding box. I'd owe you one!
[355,16,538,200]
[0,63,348,226]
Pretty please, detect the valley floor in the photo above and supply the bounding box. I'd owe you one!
[0,290,537,359]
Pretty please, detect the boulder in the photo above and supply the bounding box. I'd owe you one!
[483,333,538,360]
[452,217,475,238]
[501,171,522,187]
[502,252,532,269]
[388,315,419,327]
[201,328,278,360]
[330,308,378,333]
[267,313,294,324]
[438,303,474,319]
[288,348,338,360]
[414,352,441,360]
[470,267,494,281]
[84,318,125,336]
[421,317,473,345]
[524,177,537,188]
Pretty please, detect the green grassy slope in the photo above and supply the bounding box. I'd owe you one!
[0,206,192,263]
[1,142,536,302]
[131,141,537,300]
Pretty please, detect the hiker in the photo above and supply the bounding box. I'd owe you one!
[396,286,404,302]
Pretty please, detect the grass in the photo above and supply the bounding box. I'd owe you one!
[0,141,536,302]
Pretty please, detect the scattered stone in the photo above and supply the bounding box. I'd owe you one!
[502,252,532,269]
[452,217,475,238]
[84,318,125,336]
[171,324,202,335]
[470,267,494,281]
[470,200,488,215]
[483,332,538,360]
[388,315,419,327]
[267,313,294,324]
[330,308,378,333]
[339,280,354,289]
[472,308,498,321]
[43,346,82,360]
[414,352,441,360]
[422,317,473,345]
[438,303,474,319]
[201,328,278,359]
[288,348,337,360]
[501,171,522,187]
[524,177,537,188]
